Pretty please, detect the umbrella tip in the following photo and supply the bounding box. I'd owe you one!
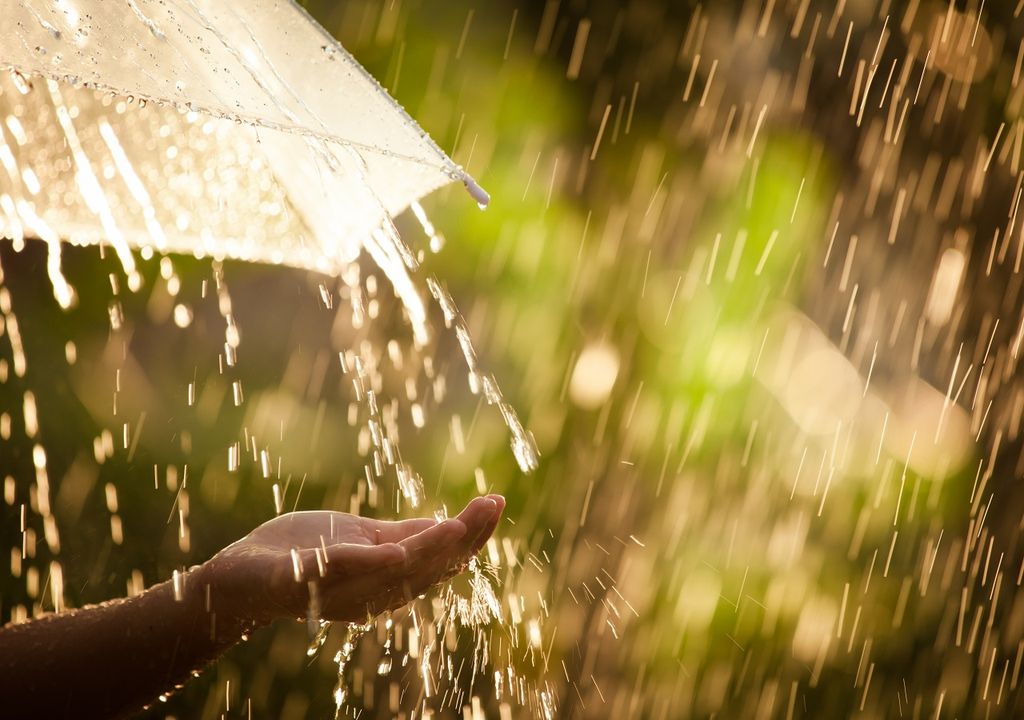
[462,175,490,209]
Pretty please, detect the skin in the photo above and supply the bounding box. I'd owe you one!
[0,494,505,719]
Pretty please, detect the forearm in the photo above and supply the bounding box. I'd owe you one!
[0,565,263,719]
[0,499,503,718]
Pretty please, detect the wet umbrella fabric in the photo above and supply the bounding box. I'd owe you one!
[0,0,484,311]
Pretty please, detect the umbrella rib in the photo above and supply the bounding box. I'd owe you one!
[0,61,465,178]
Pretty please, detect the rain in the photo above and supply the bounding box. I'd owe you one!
[0,0,1022,718]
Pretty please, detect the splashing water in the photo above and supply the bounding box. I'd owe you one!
[426,277,539,472]
[331,621,372,718]
[0,38,543,719]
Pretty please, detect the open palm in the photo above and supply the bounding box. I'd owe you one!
[200,495,505,624]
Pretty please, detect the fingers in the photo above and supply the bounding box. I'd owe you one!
[363,495,505,548]
[390,496,505,598]
[456,495,505,557]
[316,521,467,619]
[323,542,406,574]
[360,516,441,544]
[468,494,505,556]
[455,496,498,546]
[314,496,506,621]
[398,518,468,561]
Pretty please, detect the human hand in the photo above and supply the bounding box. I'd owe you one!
[198,495,505,625]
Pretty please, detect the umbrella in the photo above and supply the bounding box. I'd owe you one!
[0,0,538,472]
[0,0,488,338]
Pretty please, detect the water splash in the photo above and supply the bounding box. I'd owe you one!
[427,277,539,472]
[331,621,372,718]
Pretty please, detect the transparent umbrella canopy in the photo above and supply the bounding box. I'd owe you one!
[0,0,487,331]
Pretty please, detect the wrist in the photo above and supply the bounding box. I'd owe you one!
[188,561,270,642]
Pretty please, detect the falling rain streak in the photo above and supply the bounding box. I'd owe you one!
[3,0,1024,718]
